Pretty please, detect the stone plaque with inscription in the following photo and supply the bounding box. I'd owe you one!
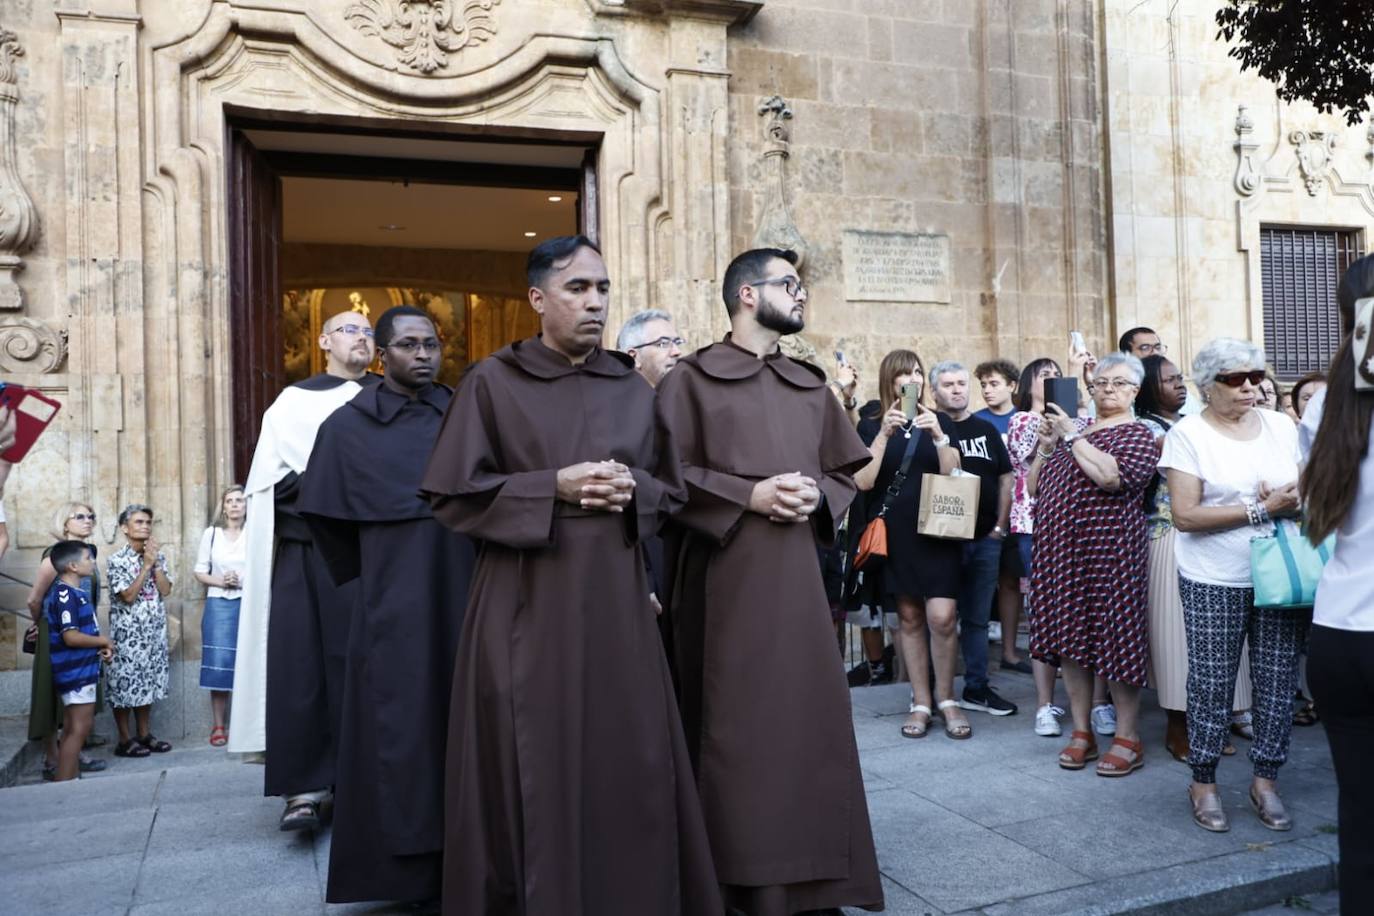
[842,230,951,303]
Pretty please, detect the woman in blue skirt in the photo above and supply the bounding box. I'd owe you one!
[194,485,246,746]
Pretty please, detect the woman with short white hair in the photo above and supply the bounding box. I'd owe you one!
[1161,337,1304,834]
[1027,352,1157,777]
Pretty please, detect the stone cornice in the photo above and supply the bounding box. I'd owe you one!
[587,0,762,25]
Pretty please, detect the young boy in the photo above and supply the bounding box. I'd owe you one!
[44,540,114,782]
[974,358,1020,441]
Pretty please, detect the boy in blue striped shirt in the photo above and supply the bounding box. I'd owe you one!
[44,540,114,781]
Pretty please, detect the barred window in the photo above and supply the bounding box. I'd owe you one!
[1260,226,1363,380]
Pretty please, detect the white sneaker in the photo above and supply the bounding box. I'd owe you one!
[1034,704,1063,737]
[988,621,1003,642]
[1092,703,1118,735]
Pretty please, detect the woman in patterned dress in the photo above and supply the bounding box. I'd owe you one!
[1026,353,1157,777]
[106,504,174,757]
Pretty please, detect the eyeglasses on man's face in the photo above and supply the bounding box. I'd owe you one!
[630,336,686,351]
[749,276,807,299]
[327,324,375,339]
[384,338,442,354]
[1136,341,1168,355]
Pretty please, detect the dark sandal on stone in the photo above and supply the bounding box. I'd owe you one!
[1096,737,1144,777]
[137,734,172,753]
[114,739,151,758]
[280,800,320,832]
[1058,730,1098,770]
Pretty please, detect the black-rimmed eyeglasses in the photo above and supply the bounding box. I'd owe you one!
[749,276,807,299]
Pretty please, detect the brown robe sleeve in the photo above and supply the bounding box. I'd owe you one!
[655,370,757,545]
[626,408,688,546]
[813,389,873,548]
[420,367,558,549]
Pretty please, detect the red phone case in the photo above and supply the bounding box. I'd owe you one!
[0,384,62,462]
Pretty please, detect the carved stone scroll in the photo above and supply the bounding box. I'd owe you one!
[0,317,67,373]
[751,95,809,267]
[0,26,38,311]
[345,0,502,74]
[1232,105,1261,197]
[1289,129,1337,196]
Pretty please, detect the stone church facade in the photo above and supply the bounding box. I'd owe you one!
[1,0,1370,726]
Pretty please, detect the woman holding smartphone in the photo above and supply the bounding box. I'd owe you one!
[853,348,967,739]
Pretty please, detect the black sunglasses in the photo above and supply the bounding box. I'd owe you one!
[1214,370,1266,388]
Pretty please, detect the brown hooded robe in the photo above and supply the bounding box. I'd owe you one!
[657,336,884,915]
[418,337,722,916]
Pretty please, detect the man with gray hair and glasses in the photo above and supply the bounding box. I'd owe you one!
[617,309,685,387]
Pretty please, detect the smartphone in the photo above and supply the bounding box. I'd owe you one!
[1069,330,1087,357]
[834,350,848,367]
[900,382,919,418]
[1044,377,1079,419]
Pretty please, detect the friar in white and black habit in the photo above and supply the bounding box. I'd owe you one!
[299,306,475,904]
[229,310,379,831]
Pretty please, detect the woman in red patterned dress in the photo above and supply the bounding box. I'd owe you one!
[1026,352,1158,777]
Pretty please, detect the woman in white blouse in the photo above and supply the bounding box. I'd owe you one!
[195,486,246,747]
[1301,255,1374,911]
[1160,338,1304,835]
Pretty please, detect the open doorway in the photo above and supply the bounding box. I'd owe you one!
[226,120,599,478]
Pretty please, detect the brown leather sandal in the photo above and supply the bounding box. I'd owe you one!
[1096,736,1145,777]
[1058,730,1098,770]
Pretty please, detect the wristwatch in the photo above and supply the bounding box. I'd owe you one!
[992,525,1006,537]
[1062,430,1080,446]
[932,434,951,448]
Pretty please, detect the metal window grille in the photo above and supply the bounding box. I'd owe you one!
[1260,226,1363,379]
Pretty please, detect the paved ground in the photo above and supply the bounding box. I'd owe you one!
[0,665,1341,915]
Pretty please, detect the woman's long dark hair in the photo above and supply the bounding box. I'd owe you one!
[1302,254,1374,542]
[1014,357,1060,413]
[1134,355,1169,421]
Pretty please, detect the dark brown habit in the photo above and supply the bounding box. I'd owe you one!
[418,336,723,916]
[658,336,884,915]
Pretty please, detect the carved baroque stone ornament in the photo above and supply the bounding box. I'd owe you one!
[0,25,38,311]
[1232,104,1261,197]
[751,95,809,267]
[0,316,67,373]
[345,0,502,74]
[1289,129,1338,196]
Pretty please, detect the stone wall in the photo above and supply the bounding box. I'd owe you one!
[724,0,1108,397]
[1103,0,1374,377]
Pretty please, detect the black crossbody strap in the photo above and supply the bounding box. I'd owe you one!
[877,430,922,519]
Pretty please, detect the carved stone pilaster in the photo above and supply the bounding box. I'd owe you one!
[1290,129,1338,196]
[1366,118,1374,173]
[1232,104,1261,197]
[0,26,38,311]
[0,317,67,373]
[752,95,809,267]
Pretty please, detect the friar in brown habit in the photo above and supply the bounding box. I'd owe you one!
[657,248,884,916]
[418,235,722,916]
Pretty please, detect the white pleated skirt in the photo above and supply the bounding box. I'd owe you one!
[1147,527,1253,711]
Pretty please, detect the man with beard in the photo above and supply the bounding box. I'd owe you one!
[298,306,475,904]
[657,248,883,915]
[419,236,721,916]
[230,310,379,831]
[617,308,685,388]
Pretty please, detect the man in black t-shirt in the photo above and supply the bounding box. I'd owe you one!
[930,362,1018,717]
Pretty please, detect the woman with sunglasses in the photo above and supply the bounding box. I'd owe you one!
[1160,338,1305,833]
[25,503,107,779]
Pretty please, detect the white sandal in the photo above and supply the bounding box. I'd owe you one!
[902,702,932,739]
[938,699,973,740]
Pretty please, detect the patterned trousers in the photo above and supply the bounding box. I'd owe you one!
[1179,576,1303,783]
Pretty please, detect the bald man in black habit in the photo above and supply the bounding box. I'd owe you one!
[298,306,476,905]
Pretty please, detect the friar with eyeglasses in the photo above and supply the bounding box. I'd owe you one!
[657,248,884,915]
[419,236,722,916]
[230,309,380,833]
[297,306,475,905]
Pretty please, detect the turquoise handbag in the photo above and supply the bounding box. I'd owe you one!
[1250,519,1336,610]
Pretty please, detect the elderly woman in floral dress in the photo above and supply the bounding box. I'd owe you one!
[1026,353,1158,777]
